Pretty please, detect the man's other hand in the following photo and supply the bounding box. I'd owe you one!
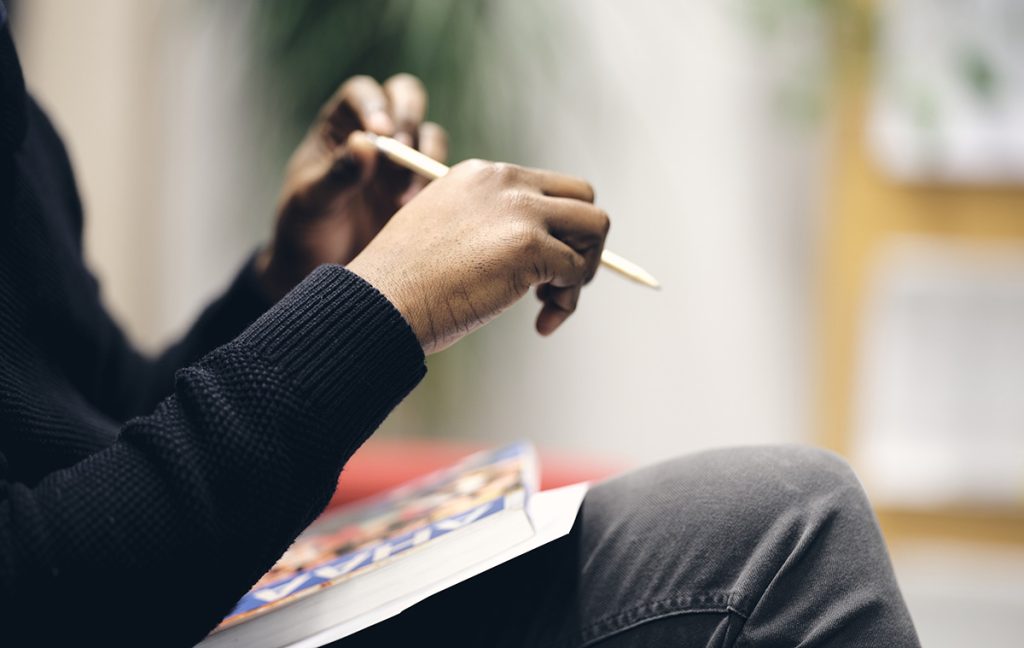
[256,73,448,300]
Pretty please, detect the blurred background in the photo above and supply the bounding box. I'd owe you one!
[8,0,1024,644]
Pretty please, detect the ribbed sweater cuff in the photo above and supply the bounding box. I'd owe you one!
[233,264,426,425]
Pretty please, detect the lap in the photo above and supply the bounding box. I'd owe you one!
[336,445,917,648]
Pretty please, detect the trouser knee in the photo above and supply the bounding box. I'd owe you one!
[586,444,874,546]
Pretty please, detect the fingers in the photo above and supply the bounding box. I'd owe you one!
[528,195,608,334]
[452,159,593,202]
[383,73,428,147]
[536,235,588,289]
[534,284,582,335]
[323,75,394,143]
[539,194,609,258]
[417,121,449,164]
[526,195,607,284]
[318,74,437,204]
[519,167,595,202]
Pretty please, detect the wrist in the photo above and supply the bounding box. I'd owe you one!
[346,254,429,354]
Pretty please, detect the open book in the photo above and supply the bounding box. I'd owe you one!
[198,442,588,648]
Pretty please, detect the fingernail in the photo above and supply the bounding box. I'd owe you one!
[394,132,414,147]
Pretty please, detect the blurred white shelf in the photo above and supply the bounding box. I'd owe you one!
[854,237,1024,508]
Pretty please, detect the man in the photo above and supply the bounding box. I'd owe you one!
[0,11,920,647]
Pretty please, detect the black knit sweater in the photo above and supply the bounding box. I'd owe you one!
[0,22,426,646]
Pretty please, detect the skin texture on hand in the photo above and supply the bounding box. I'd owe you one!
[346,159,610,355]
[257,73,448,301]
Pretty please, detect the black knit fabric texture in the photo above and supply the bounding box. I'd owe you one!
[0,24,426,646]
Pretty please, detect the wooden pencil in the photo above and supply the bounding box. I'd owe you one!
[366,133,661,289]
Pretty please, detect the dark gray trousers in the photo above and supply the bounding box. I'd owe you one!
[338,445,921,647]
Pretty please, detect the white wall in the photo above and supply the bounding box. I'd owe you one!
[13,0,272,351]
[417,0,826,464]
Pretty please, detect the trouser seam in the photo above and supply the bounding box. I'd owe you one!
[579,591,747,647]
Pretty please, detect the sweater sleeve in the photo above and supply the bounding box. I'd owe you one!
[87,253,280,421]
[0,265,426,646]
[18,90,280,423]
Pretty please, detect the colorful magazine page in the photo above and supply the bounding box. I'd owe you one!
[214,441,539,632]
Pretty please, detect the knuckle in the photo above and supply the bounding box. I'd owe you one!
[460,160,521,186]
[490,162,518,184]
[489,161,512,182]
[461,158,489,173]
[453,158,488,178]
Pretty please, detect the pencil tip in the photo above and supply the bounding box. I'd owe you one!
[635,271,660,289]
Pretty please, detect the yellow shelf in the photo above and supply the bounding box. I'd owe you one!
[817,10,1024,545]
[876,506,1024,547]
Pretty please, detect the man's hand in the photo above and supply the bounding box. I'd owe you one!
[347,160,610,355]
[256,73,448,300]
